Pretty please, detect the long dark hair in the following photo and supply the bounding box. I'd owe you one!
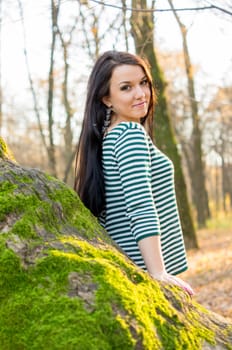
[74,51,156,216]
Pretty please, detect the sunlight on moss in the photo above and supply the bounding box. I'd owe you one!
[48,244,217,350]
[1,161,232,349]
[0,137,15,161]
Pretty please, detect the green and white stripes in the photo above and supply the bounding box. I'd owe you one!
[101,122,188,275]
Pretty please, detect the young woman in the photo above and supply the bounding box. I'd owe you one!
[74,51,194,296]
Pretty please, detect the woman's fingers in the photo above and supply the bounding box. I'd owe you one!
[166,274,195,296]
[150,272,194,296]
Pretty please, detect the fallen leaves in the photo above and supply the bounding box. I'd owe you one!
[181,226,232,322]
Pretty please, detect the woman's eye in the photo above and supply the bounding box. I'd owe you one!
[120,85,131,91]
[141,79,148,86]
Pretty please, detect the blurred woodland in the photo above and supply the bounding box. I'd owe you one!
[0,0,232,237]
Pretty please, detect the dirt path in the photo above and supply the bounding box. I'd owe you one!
[181,226,232,322]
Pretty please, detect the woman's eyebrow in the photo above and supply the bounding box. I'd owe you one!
[118,75,147,85]
[118,80,131,85]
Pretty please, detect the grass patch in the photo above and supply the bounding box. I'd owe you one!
[206,211,232,230]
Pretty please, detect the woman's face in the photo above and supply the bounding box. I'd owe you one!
[103,64,151,124]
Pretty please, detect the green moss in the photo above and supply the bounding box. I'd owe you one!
[0,242,26,298]
[49,185,110,242]
[0,137,15,161]
[0,248,136,349]
[43,239,217,350]
[0,161,231,349]
[0,230,230,349]
[0,189,55,238]
[0,167,110,243]
[223,326,232,350]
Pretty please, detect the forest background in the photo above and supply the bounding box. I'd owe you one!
[0,0,232,319]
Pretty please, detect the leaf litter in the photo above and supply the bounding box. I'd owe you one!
[182,227,232,322]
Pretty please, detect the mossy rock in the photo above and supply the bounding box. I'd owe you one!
[0,138,232,350]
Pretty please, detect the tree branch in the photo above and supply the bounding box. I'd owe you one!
[17,0,47,151]
[89,0,232,16]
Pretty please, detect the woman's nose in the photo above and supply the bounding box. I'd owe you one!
[134,85,145,98]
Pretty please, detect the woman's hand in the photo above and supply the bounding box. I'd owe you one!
[150,272,195,296]
[138,236,194,296]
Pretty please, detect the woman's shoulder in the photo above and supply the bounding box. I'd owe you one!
[105,121,146,140]
[115,121,144,131]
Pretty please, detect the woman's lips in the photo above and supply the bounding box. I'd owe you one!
[132,101,147,108]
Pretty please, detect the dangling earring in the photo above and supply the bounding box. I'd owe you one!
[102,107,112,136]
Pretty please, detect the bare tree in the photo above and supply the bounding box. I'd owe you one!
[17,0,60,176]
[47,0,62,177]
[0,0,2,134]
[168,0,210,227]
[121,0,129,51]
[79,2,101,60]
[56,15,78,183]
[79,0,122,61]
[205,86,232,211]
[130,0,198,249]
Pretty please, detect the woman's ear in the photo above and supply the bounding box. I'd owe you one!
[102,96,111,108]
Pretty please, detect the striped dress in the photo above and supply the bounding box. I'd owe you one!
[100,121,188,275]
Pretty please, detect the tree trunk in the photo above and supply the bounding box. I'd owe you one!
[0,0,2,134]
[47,0,60,177]
[168,0,210,227]
[57,19,77,184]
[17,0,48,156]
[0,137,231,349]
[121,0,129,51]
[130,0,198,249]
[61,40,73,182]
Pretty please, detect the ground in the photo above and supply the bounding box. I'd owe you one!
[182,213,232,322]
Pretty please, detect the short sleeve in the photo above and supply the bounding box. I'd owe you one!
[114,126,161,242]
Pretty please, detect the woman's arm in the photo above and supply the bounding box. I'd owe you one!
[138,235,165,277]
[139,235,194,296]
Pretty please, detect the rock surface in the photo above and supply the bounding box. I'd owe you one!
[0,137,232,350]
